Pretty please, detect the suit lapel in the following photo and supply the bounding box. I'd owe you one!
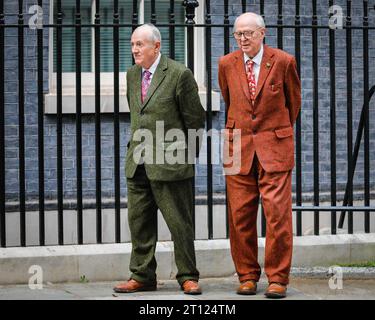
[234,50,252,103]
[254,45,275,99]
[141,55,168,112]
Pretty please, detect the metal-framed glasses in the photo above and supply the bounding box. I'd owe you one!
[232,27,262,40]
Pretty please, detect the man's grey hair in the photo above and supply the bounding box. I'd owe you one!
[134,23,162,44]
[233,12,266,31]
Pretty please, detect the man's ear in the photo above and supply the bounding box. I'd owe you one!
[155,41,161,52]
[261,28,266,39]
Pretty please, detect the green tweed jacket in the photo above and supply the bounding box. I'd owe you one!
[125,55,205,181]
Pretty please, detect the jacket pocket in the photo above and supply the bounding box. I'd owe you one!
[158,96,175,103]
[275,127,293,138]
[270,82,283,92]
[226,119,235,128]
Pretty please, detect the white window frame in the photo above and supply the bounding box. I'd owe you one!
[45,0,220,114]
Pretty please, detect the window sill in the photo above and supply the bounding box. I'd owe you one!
[44,90,221,114]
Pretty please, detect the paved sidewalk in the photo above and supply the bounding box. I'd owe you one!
[0,275,374,300]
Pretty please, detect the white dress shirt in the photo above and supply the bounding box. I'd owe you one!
[142,52,161,81]
[243,44,264,85]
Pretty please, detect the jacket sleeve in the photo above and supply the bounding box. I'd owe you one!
[218,57,230,113]
[284,56,301,126]
[176,68,205,159]
[176,68,205,131]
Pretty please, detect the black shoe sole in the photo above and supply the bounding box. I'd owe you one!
[113,286,157,293]
[264,292,286,299]
[183,290,202,295]
[237,290,257,295]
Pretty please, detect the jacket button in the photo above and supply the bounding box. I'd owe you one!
[252,114,256,120]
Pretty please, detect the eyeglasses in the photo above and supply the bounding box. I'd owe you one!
[232,27,262,40]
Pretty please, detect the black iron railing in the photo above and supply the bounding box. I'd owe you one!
[0,0,374,247]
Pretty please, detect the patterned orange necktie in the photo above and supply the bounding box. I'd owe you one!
[246,60,256,103]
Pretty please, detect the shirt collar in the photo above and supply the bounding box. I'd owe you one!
[142,53,161,75]
[244,44,264,66]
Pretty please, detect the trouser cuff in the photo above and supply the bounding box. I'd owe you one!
[130,273,157,285]
[238,273,261,283]
[177,275,199,286]
[268,275,289,285]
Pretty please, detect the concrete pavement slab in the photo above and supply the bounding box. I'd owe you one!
[0,274,374,300]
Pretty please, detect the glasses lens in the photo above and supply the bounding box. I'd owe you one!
[244,31,252,38]
[233,31,253,39]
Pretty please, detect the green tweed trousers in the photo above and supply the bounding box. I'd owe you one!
[127,165,199,286]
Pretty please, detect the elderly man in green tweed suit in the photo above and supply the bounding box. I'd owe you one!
[113,24,205,295]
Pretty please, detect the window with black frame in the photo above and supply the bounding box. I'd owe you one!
[53,0,186,73]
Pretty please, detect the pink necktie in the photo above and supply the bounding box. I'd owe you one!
[246,60,256,103]
[141,70,152,103]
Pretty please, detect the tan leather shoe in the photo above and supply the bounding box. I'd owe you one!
[237,280,257,295]
[181,280,202,295]
[113,279,157,293]
[265,282,287,298]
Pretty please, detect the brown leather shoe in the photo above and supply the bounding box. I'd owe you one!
[237,280,257,295]
[181,280,202,295]
[113,279,157,293]
[265,282,287,298]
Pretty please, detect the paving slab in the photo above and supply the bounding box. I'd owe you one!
[1,274,374,300]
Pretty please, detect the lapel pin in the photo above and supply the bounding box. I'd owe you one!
[266,62,271,69]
